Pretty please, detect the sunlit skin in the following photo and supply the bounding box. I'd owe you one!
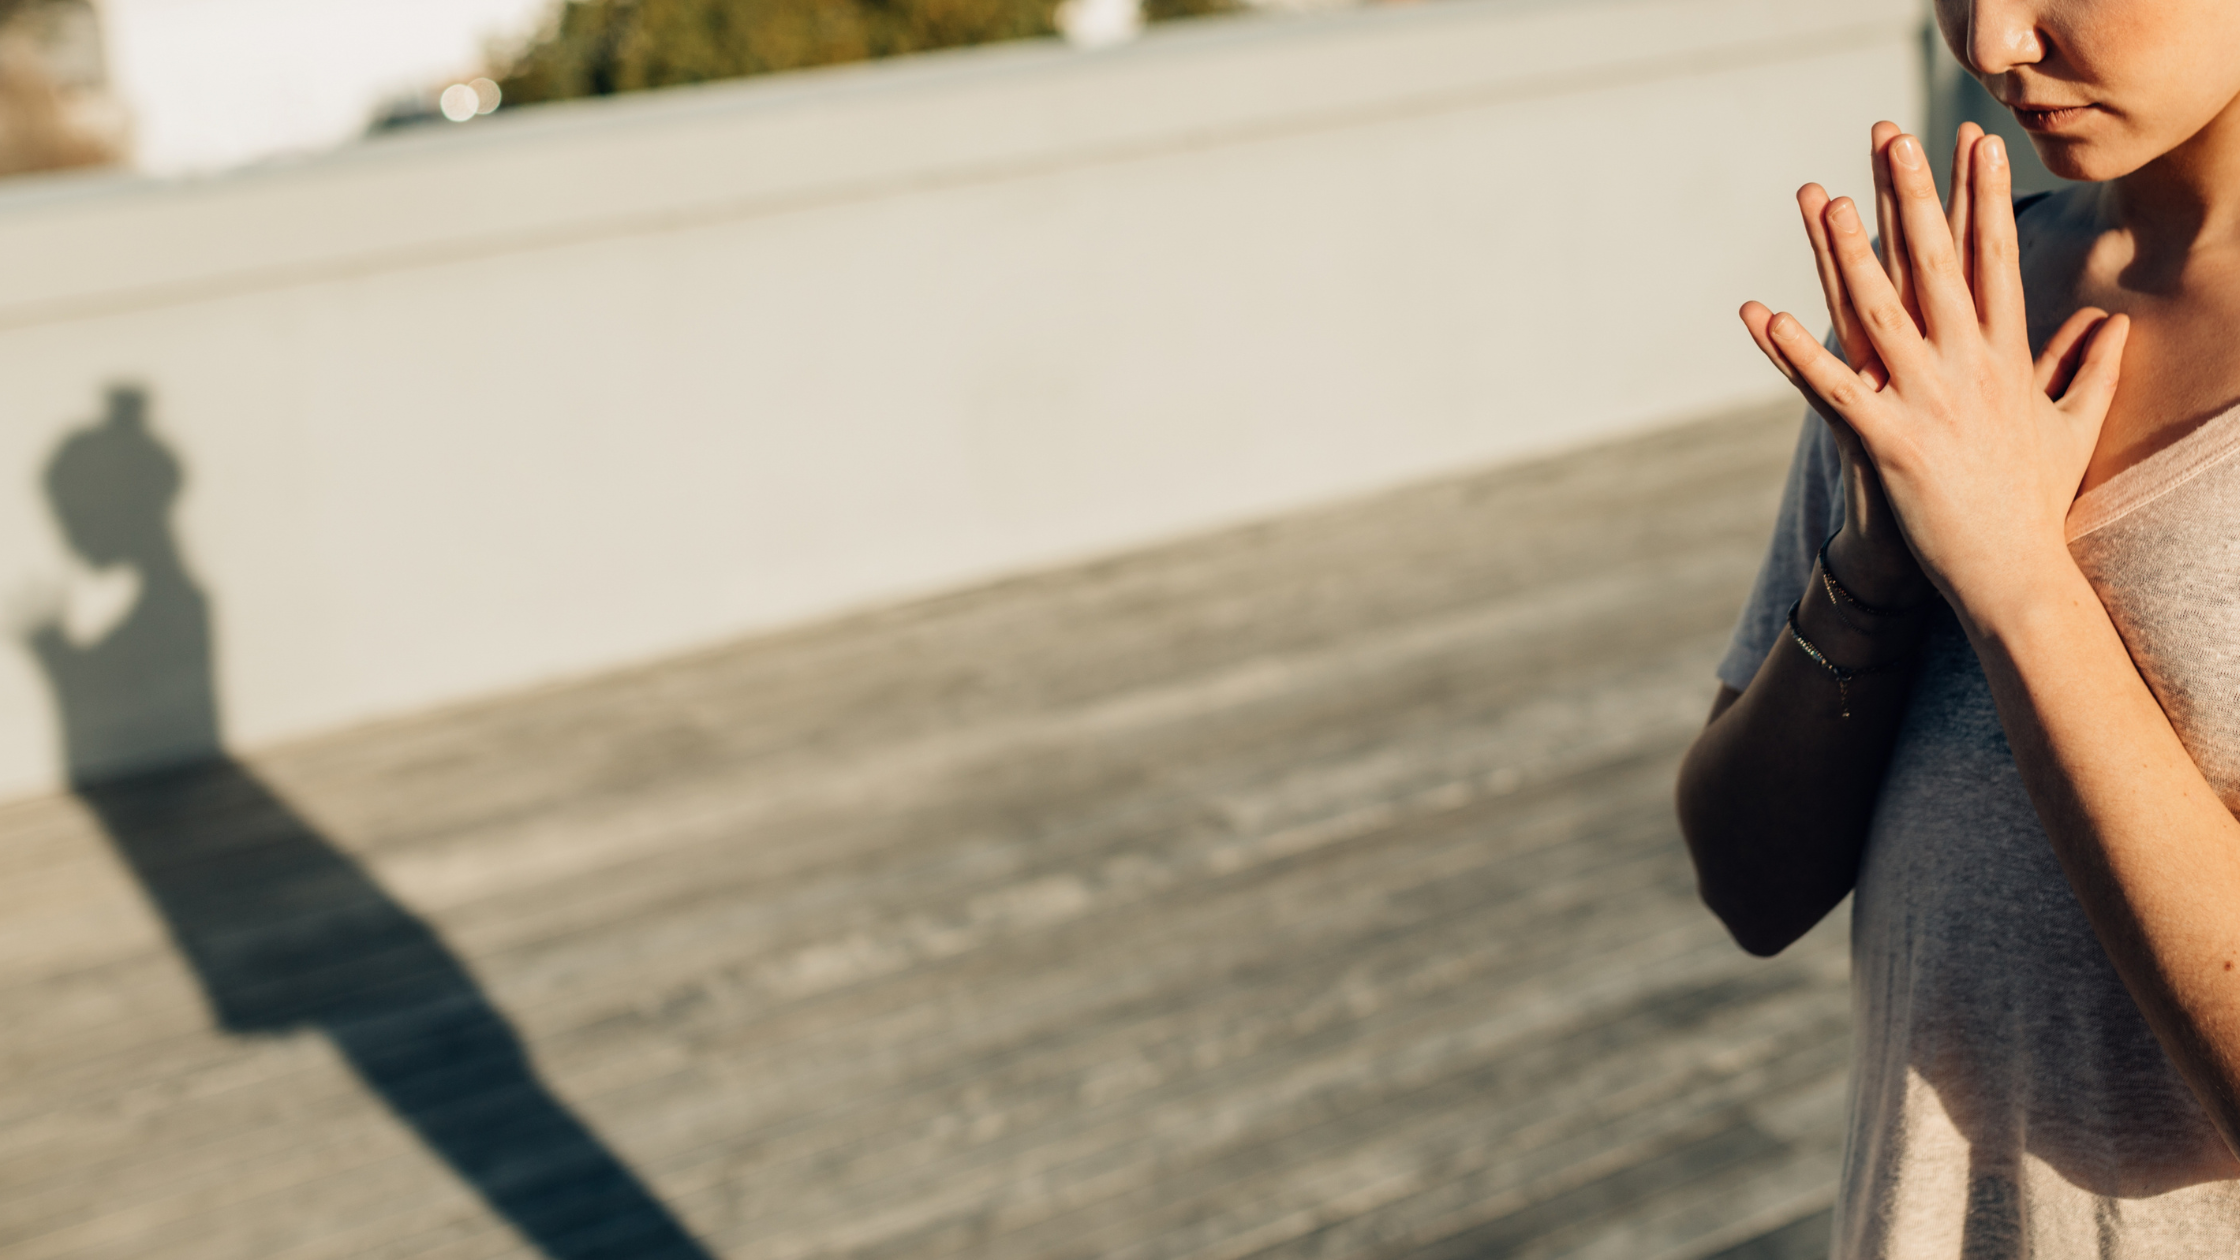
[1674,0,2240,1158]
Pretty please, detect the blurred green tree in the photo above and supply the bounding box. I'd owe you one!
[496,0,1234,105]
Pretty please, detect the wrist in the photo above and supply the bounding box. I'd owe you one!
[1794,572,1927,669]
[1825,528,1933,610]
[1947,548,2094,644]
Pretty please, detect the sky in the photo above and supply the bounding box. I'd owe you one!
[100,0,554,174]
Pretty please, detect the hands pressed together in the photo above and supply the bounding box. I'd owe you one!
[1687,123,2240,1152]
[1739,121,2129,635]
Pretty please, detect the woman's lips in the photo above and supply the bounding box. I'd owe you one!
[2012,103,2095,132]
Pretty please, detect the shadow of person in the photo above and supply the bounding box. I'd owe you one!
[19,387,715,1260]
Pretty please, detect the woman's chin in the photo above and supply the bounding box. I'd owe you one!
[2027,135,2127,184]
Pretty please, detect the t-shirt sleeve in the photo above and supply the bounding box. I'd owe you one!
[1715,407,1846,693]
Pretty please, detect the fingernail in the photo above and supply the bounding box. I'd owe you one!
[1891,136,1923,170]
[1829,198,1861,231]
[1986,135,2007,168]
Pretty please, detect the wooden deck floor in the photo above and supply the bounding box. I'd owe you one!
[0,401,1849,1260]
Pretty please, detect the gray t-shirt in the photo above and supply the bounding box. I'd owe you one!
[1718,408,2240,1257]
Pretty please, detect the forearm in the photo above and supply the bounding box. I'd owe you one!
[1677,553,1925,955]
[1962,559,2240,1151]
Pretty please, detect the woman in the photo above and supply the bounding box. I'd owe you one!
[1675,0,2240,1253]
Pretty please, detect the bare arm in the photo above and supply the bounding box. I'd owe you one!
[1971,564,2240,1151]
[1675,534,1926,956]
[1675,122,1962,956]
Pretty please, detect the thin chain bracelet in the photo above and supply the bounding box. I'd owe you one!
[1817,534,1934,636]
[1785,600,1910,718]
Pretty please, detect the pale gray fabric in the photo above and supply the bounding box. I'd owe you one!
[1718,409,2240,1258]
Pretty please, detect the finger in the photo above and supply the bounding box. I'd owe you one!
[2035,306,2107,397]
[1823,195,1928,376]
[1742,301,1838,416]
[1970,134,2024,335]
[1768,309,1886,434]
[1740,301,1802,384]
[1870,121,1920,326]
[1799,184,1885,386]
[1945,122,1985,267]
[2053,313,2129,418]
[1887,132,1977,341]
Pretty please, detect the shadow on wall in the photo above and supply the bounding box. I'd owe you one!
[16,387,716,1260]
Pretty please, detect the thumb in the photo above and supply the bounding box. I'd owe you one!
[2034,306,2107,398]
[2053,313,2128,432]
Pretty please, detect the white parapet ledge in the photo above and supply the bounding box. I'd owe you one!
[0,0,1915,330]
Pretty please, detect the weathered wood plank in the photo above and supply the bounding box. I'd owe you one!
[0,401,1838,1260]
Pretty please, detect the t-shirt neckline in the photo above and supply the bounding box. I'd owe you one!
[2066,400,2240,541]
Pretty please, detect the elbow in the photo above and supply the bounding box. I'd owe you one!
[1677,785,1791,957]
[1680,808,1812,958]
[1674,693,1847,958]
[1713,901,1803,958]
[1694,876,1805,957]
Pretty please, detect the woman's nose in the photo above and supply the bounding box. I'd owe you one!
[1960,0,2045,76]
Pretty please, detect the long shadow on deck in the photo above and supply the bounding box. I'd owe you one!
[19,388,713,1260]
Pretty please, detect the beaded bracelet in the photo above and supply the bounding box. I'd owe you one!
[1816,535,1934,635]
[1785,600,1909,718]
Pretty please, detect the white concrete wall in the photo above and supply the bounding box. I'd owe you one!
[0,0,1923,798]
